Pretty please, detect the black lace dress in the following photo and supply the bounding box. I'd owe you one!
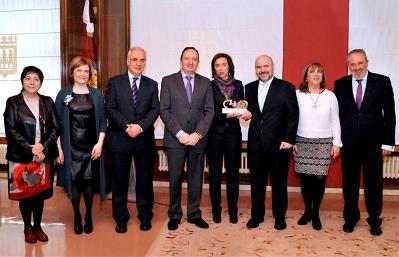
[69,93,97,180]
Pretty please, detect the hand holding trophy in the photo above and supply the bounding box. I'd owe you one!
[222,99,248,114]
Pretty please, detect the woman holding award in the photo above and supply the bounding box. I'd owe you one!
[207,53,251,224]
[294,62,342,230]
[4,66,59,243]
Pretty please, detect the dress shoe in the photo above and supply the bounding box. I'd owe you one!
[24,228,37,244]
[115,223,128,233]
[74,222,83,235]
[274,219,287,230]
[140,220,152,231]
[33,228,48,242]
[297,213,311,225]
[370,225,382,236]
[229,215,238,224]
[187,217,209,229]
[212,213,221,223]
[84,218,93,234]
[246,217,263,229]
[342,222,355,233]
[167,219,180,230]
[312,216,322,230]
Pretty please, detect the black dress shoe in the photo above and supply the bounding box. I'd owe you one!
[274,219,287,230]
[246,218,262,229]
[187,217,209,229]
[212,213,221,223]
[140,220,152,231]
[312,216,322,230]
[167,219,180,230]
[84,218,93,234]
[74,222,83,235]
[343,222,354,233]
[370,225,382,236]
[297,213,311,225]
[229,215,238,224]
[115,223,128,233]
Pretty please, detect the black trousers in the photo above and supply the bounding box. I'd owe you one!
[207,130,241,217]
[111,149,155,225]
[248,148,292,221]
[341,148,383,226]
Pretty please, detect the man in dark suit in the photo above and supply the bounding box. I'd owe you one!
[244,55,299,230]
[160,47,214,230]
[105,47,160,233]
[334,49,396,236]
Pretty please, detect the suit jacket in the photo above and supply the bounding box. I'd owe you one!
[245,77,299,154]
[106,74,160,154]
[209,79,244,135]
[4,93,59,163]
[160,71,214,149]
[334,71,396,152]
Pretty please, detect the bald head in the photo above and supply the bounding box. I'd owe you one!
[255,55,274,82]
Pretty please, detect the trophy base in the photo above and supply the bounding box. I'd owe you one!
[222,108,246,114]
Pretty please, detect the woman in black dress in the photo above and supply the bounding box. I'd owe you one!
[207,53,251,224]
[4,66,59,243]
[55,56,106,235]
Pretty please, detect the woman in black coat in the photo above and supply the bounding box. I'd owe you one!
[207,53,251,224]
[4,66,59,244]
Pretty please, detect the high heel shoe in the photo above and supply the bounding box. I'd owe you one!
[84,217,93,234]
[297,212,311,225]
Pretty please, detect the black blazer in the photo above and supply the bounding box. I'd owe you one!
[334,71,396,152]
[245,77,299,154]
[105,74,160,154]
[209,79,244,135]
[4,93,59,163]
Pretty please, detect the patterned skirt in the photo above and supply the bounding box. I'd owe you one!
[294,136,332,175]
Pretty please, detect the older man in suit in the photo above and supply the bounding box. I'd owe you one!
[106,47,160,233]
[244,55,299,230]
[334,49,396,236]
[160,47,214,230]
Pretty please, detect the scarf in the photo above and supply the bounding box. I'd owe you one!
[214,75,236,99]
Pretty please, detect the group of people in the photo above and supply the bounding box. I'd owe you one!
[4,47,395,244]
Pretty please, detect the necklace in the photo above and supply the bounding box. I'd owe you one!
[309,91,321,108]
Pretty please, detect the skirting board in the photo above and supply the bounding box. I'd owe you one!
[153,181,399,196]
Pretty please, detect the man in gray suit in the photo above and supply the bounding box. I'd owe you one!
[160,47,214,230]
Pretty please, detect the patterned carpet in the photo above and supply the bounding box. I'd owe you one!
[146,209,399,257]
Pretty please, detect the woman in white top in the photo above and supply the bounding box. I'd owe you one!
[294,62,342,230]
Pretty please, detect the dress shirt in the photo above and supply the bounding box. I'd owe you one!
[258,77,273,111]
[176,71,196,138]
[128,72,141,90]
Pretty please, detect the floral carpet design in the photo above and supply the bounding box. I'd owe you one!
[146,209,398,257]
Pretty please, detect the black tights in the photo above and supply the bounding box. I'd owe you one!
[71,176,93,223]
[300,173,326,217]
[19,198,44,230]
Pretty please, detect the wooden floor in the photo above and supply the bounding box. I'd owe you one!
[0,178,398,257]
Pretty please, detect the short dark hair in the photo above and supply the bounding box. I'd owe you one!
[69,56,93,83]
[20,66,44,85]
[211,53,235,78]
[180,47,199,60]
[299,62,326,92]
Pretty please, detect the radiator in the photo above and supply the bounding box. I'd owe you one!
[157,150,250,174]
[383,155,399,178]
[0,145,396,178]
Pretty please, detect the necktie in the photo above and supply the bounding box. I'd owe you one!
[132,77,139,103]
[356,79,362,110]
[258,82,267,111]
[185,76,193,104]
